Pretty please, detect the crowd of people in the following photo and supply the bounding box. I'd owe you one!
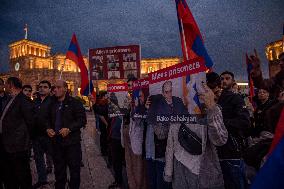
[93,52,284,189]
[0,78,86,189]
[0,52,283,189]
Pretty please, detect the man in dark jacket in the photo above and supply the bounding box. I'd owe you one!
[148,80,188,125]
[92,92,109,156]
[0,77,34,189]
[46,80,86,189]
[32,80,53,188]
[146,80,187,189]
[0,78,8,189]
[217,71,250,189]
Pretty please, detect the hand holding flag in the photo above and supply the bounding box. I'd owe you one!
[175,0,213,114]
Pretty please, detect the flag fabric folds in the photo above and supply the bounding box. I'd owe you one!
[246,53,255,106]
[175,0,213,114]
[268,108,284,154]
[175,0,213,68]
[66,34,95,97]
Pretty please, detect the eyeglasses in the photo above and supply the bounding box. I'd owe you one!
[23,89,32,92]
[39,85,49,89]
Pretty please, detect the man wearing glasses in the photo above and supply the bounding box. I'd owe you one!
[0,77,34,189]
[32,80,54,188]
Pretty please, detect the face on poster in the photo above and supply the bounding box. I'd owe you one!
[89,45,140,80]
[147,57,206,125]
[107,83,130,118]
[132,79,149,118]
[90,55,104,80]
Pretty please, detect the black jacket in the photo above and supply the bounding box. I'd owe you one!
[0,93,9,116]
[251,99,275,137]
[217,90,250,159]
[33,96,53,138]
[49,95,87,146]
[148,94,188,159]
[1,92,34,153]
[147,94,188,125]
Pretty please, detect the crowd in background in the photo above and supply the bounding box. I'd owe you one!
[93,52,284,189]
[0,51,283,189]
[0,78,86,189]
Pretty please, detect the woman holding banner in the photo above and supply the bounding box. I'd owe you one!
[164,83,228,189]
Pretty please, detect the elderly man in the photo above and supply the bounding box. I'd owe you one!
[46,80,86,189]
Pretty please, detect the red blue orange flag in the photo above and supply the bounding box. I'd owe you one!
[175,0,213,114]
[268,108,284,154]
[175,0,213,68]
[66,34,95,97]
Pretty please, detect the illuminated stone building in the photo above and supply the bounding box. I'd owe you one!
[265,39,283,77]
[0,38,181,94]
[1,39,88,95]
[5,37,281,95]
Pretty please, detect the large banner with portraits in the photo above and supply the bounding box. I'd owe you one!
[147,57,206,125]
[107,83,130,118]
[132,78,149,119]
[89,45,140,80]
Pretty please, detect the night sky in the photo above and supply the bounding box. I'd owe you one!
[0,0,283,80]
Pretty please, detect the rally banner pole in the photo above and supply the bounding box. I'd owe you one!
[180,18,189,61]
[282,23,284,52]
[59,59,66,79]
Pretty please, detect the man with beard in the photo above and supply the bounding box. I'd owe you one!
[217,71,250,189]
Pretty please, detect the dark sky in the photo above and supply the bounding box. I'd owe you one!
[0,0,283,80]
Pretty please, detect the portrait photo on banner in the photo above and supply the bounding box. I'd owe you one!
[147,57,207,125]
[132,78,149,119]
[107,83,130,118]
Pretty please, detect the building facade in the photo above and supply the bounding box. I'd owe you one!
[2,39,87,95]
[265,39,283,77]
[4,37,279,95]
[0,38,181,94]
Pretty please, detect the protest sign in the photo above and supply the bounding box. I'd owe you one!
[132,78,149,119]
[89,45,140,80]
[147,57,206,125]
[107,83,130,117]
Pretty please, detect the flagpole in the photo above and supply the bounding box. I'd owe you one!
[88,50,91,96]
[24,24,28,39]
[282,23,284,52]
[180,18,189,61]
